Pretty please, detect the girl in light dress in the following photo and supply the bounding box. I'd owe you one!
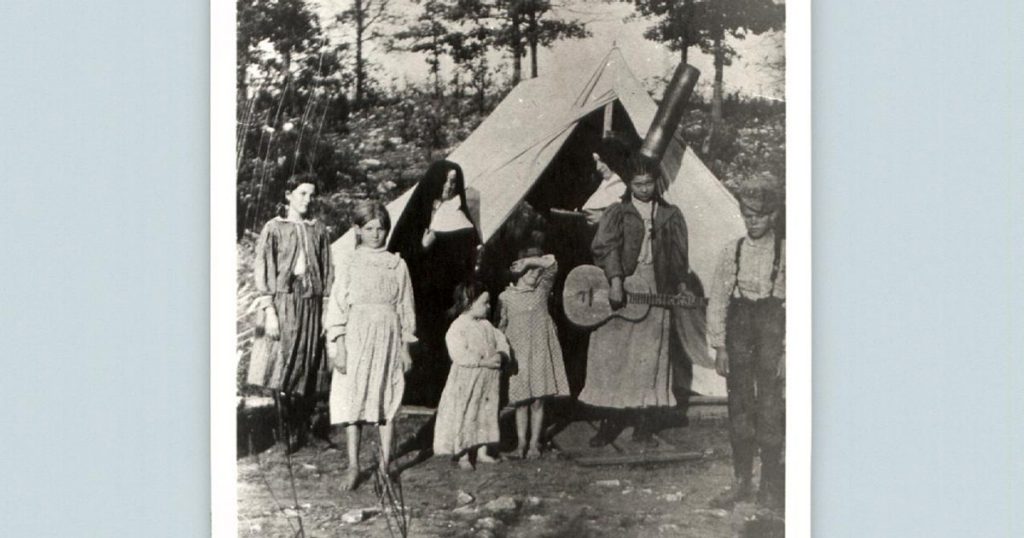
[433,282,509,470]
[324,201,416,490]
[498,248,570,459]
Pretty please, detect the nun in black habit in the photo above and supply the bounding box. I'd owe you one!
[388,160,481,405]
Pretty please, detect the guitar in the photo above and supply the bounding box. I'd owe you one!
[562,265,706,328]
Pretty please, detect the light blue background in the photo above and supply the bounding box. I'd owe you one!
[1,0,1021,536]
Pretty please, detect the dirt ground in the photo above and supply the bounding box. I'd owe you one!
[236,405,783,538]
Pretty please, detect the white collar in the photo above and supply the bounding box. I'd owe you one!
[431,197,474,232]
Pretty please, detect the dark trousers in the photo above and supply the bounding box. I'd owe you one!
[725,297,785,496]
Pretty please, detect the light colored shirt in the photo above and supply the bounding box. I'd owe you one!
[631,198,656,265]
[445,314,510,368]
[707,231,786,348]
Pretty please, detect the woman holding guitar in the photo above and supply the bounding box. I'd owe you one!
[577,156,693,448]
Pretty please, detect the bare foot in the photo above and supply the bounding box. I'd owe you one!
[378,461,398,479]
[477,453,501,464]
[457,456,475,471]
[343,468,360,491]
[525,446,542,460]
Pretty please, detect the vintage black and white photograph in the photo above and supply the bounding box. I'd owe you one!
[213,0,808,535]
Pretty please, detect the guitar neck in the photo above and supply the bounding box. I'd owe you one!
[626,292,705,307]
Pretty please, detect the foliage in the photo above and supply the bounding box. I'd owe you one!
[630,0,784,58]
[333,0,402,106]
[629,0,784,154]
[235,0,785,240]
[392,0,588,90]
[392,0,452,97]
[681,98,786,192]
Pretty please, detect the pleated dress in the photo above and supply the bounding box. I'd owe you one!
[324,247,417,425]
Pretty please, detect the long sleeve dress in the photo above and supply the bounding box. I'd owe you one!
[246,217,334,396]
[433,314,509,455]
[498,255,571,405]
[324,247,417,425]
[578,199,683,409]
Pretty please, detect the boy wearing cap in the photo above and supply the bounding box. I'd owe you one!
[708,182,786,511]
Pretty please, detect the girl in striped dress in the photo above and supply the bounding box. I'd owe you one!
[247,175,333,452]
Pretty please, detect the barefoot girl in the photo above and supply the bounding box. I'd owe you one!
[247,174,333,451]
[433,282,509,469]
[324,201,416,490]
[498,248,570,459]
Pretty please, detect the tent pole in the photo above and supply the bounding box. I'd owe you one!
[602,102,614,138]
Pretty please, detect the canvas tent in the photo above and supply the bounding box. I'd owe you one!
[332,47,744,398]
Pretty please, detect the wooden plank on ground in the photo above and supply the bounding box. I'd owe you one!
[573,451,704,467]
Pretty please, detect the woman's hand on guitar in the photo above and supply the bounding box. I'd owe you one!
[608,278,625,310]
[714,348,730,377]
[677,282,696,301]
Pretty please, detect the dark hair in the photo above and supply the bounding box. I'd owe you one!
[352,200,391,231]
[284,172,319,194]
[449,280,487,319]
[620,154,667,204]
[419,160,466,205]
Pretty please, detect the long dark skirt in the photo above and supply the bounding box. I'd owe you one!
[247,291,330,397]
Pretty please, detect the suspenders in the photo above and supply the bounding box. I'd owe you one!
[732,235,782,299]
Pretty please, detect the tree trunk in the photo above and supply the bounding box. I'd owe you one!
[238,48,249,105]
[711,33,724,124]
[431,34,442,98]
[528,10,538,78]
[703,31,725,155]
[475,59,487,114]
[680,0,692,65]
[355,0,365,106]
[452,71,463,126]
[532,39,540,77]
[282,50,293,119]
[511,16,523,84]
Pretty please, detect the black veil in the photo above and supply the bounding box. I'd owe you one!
[387,160,475,259]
